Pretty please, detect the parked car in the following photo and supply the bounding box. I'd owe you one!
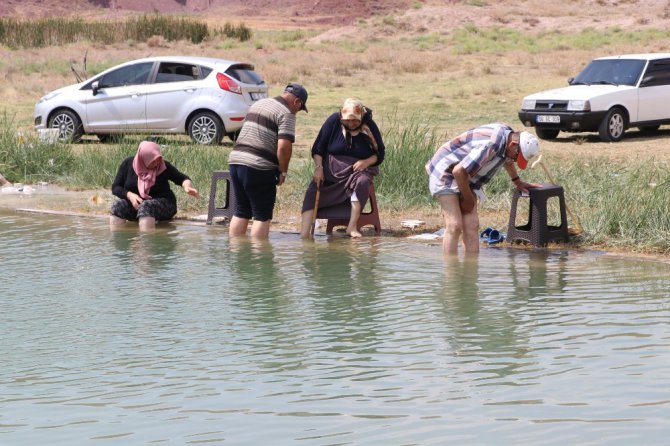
[518,53,670,142]
[34,56,268,145]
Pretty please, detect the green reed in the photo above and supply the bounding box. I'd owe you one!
[375,113,444,208]
[0,113,74,183]
[483,154,670,253]
[0,15,250,49]
[562,157,670,252]
[218,22,252,42]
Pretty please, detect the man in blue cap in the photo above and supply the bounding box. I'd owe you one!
[228,83,308,238]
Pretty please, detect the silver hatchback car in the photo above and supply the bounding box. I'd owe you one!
[34,56,268,145]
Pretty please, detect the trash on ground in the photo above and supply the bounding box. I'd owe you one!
[407,228,444,240]
[401,219,426,229]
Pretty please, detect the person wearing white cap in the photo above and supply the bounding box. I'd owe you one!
[425,123,541,255]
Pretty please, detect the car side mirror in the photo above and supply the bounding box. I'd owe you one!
[567,77,575,85]
[92,81,100,96]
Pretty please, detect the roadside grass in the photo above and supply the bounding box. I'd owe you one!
[0,15,250,49]
[452,26,670,54]
[0,113,74,183]
[4,14,670,251]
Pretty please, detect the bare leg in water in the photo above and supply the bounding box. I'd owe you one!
[346,201,362,238]
[300,210,315,238]
[109,215,127,229]
[139,216,156,231]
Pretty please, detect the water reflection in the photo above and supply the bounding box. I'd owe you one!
[508,250,570,299]
[227,237,288,313]
[436,251,574,384]
[439,255,530,379]
[302,241,383,356]
[2,210,670,445]
[110,227,179,276]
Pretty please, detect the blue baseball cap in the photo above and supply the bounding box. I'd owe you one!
[284,83,308,112]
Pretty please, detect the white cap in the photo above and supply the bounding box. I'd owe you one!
[517,131,540,170]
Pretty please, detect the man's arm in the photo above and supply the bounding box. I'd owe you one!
[504,162,542,192]
[277,138,293,185]
[452,164,476,213]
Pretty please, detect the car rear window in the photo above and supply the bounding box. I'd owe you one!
[225,64,265,85]
[155,62,201,83]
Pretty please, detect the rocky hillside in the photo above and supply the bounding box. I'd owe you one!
[0,0,413,26]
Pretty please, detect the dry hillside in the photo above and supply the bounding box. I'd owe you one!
[3,0,670,32]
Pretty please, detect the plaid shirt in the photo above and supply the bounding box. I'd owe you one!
[426,123,512,194]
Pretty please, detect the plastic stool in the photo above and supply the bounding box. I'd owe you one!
[507,183,569,246]
[316,183,381,235]
[206,170,236,225]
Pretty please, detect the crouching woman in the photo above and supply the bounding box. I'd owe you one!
[109,141,199,231]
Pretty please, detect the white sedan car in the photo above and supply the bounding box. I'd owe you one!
[519,53,670,142]
[34,56,268,145]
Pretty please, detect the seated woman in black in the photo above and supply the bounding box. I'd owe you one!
[300,98,385,238]
[109,141,199,231]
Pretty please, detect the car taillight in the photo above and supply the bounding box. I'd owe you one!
[216,73,242,94]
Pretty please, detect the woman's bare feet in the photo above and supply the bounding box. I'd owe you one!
[346,226,362,238]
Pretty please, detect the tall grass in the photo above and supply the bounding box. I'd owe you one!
[0,113,74,183]
[564,157,670,252]
[0,15,250,49]
[125,15,208,44]
[375,114,443,208]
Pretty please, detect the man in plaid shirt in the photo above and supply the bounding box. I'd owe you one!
[426,123,540,255]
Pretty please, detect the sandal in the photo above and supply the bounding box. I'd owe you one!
[480,227,494,242]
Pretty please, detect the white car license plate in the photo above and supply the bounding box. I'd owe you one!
[251,92,268,100]
[537,115,560,123]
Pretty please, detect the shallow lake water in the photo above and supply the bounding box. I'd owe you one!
[2,210,669,445]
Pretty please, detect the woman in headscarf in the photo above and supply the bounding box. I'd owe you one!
[110,141,199,230]
[300,98,385,238]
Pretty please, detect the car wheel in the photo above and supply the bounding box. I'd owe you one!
[535,128,560,140]
[48,109,83,143]
[188,112,223,145]
[598,107,626,142]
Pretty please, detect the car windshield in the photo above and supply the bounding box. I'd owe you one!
[572,59,646,86]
